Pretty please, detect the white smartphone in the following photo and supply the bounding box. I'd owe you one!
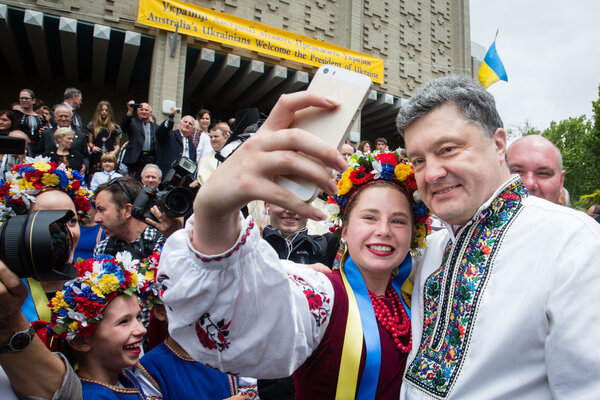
[275,64,372,201]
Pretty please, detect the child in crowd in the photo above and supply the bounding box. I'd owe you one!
[48,252,162,398]
[134,303,255,400]
[90,153,122,191]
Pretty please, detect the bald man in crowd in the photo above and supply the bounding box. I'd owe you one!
[506,135,565,204]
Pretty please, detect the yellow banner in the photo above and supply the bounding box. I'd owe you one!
[137,0,384,83]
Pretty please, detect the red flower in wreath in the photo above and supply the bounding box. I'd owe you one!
[70,180,81,191]
[406,173,418,190]
[375,152,398,166]
[349,166,373,185]
[74,196,90,213]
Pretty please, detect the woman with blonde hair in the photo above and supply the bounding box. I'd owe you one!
[45,128,85,172]
[86,100,121,173]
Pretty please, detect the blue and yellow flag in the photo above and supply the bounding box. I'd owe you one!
[478,41,508,89]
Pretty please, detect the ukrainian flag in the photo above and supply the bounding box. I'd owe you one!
[478,41,508,89]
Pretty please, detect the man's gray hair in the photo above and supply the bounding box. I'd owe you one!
[63,88,81,100]
[141,163,162,178]
[396,75,503,139]
[54,104,72,116]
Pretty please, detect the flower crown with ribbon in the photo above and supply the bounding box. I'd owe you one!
[327,150,431,252]
[48,252,163,342]
[0,157,94,222]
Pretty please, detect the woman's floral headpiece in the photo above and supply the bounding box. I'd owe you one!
[327,150,431,251]
[0,157,94,221]
[48,251,163,342]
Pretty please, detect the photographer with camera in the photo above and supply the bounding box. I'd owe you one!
[155,107,197,178]
[121,101,162,179]
[0,157,94,399]
[93,177,182,260]
[0,261,82,399]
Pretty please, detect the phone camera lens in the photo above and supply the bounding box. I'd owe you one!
[323,68,329,75]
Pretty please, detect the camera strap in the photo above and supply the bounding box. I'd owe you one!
[104,235,153,260]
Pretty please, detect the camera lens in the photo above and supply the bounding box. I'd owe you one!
[323,68,329,75]
[162,187,194,217]
[0,210,76,281]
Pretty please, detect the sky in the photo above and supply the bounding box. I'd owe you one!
[469,1,600,133]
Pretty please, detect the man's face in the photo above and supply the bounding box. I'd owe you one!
[267,203,308,238]
[72,94,82,109]
[405,103,510,226]
[137,103,151,122]
[179,116,196,137]
[54,107,72,128]
[376,141,387,151]
[340,144,354,160]
[94,190,127,238]
[209,130,227,151]
[506,137,565,204]
[141,168,161,189]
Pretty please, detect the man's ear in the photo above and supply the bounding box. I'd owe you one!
[123,203,133,219]
[492,128,508,166]
[152,304,168,322]
[69,336,92,353]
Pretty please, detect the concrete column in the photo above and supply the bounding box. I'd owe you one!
[147,30,187,122]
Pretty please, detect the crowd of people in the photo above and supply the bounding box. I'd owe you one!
[1,74,600,400]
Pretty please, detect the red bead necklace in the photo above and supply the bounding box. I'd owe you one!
[368,283,412,353]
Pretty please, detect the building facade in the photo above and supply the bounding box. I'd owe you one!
[0,0,473,147]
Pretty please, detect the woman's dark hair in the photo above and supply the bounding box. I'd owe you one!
[0,110,16,130]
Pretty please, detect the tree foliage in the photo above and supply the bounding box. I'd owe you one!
[534,86,600,206]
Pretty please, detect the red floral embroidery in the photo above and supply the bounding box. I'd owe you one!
[195,312,231,352]
[288,274,331,327]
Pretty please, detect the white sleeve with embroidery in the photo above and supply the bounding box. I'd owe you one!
[157,215,334,378]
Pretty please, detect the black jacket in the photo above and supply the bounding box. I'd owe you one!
[154,119,197,177]
[262,226,339,268]
[259,226,339,399]
[121,114,160,165]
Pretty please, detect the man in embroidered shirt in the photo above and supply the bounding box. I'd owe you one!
[396,75,600,399]
[506,135,565,204]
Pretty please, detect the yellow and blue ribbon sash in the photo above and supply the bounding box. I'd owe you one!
[21,278,51,322]
[336,254,412,399]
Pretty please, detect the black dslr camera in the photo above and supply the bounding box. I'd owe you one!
[0,210,77,281]
[0,136,77,281]
[132,157,197,222]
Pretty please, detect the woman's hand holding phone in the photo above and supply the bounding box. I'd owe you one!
[191,90,348,255]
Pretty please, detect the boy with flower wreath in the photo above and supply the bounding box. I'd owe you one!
[48,252,161,399]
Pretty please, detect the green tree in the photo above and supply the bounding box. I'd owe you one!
[507,86,600,207]
[541,115,600,202]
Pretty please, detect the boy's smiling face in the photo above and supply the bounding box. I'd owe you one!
[83,295,146,381]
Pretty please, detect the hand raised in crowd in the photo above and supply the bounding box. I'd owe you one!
[126,100,136,114]
[145,205,184,238]
[192,91,347,254]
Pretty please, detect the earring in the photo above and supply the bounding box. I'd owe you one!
[340,237,347,245]
[266,207,270,215]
